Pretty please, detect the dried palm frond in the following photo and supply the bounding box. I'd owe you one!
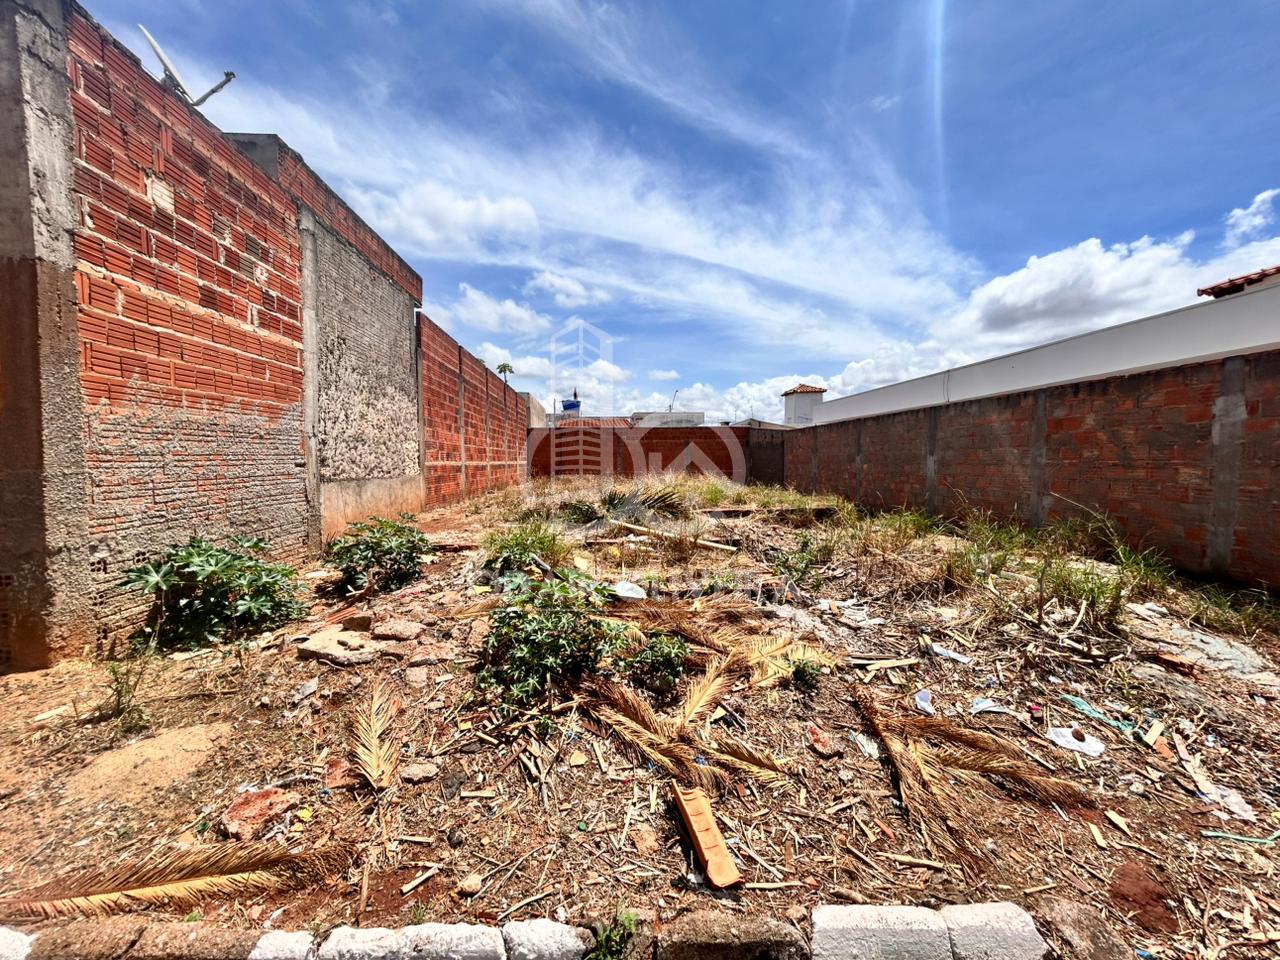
[882,714,1022,760]
[852,686,983,870]
[704,735,790,786]
[0,843,351,920]
[930,745,1091,807]
[351,680,399,791]
[679,657,732,727]
[592,706,687,779]
[447,595,504,619]
[589,679,675,740]
[636,485,688,518]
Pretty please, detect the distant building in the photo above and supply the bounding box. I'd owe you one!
[781,384,826,425]
[631,410,705,428]
[521,393,547,428]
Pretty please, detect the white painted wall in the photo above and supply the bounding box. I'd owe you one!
[815,284,1280,424]
[784,391,824,425]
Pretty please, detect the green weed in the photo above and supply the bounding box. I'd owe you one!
[587,910,641,960]
[484,521,571,573]
[122,535,306,650]
[619,633,688,693]
[479,572,625,703]
[328,514,433,593]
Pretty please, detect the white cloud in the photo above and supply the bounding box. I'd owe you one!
[585,358,630,382]
[348,181,537,256]
[474,342,556,379]
[1224,188,1280,249]
[524,270,612,307]
[426,283,552,335]
[648,368,679,381]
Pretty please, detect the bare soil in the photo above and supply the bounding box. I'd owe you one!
[2,479,1279,958]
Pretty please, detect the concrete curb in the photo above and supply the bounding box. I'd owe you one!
[0,903,1050,960]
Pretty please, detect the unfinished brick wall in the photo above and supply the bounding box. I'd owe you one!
[67,8,310,653]
[420,315,528,506]
[0,4,531,666]
[528,428,749,480]
[775,352,1280,589]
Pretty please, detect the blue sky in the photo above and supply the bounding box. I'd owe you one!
[97,0,1280,421]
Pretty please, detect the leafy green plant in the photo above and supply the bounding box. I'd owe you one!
[479,572,625,703]
[619,633,688,693]
[328,514,433,593]
[587,910,640,960]
[484,521,570,573]
[772,532,834,588]
[122,536,306,650]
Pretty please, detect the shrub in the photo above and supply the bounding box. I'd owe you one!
[484,521,570,573]
[122,535,306,650]
[619,633,688,693]
[479,572,625,703]
[328,514,433,593]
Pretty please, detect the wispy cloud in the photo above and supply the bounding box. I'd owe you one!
[523,270,611,308]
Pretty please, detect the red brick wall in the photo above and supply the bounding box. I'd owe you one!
[67,8,311,651]
[528,427,749,480]
[419,315,527,506]
[776,352,1280,589]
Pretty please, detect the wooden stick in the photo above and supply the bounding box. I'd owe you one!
[400,866,440,895]
[609,520,737,553]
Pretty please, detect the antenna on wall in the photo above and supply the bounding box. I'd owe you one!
[668,388,679,412]
[138,24,236,107]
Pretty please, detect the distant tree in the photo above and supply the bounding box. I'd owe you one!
[497,362,515,384]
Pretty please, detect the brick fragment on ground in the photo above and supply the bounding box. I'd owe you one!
[811,904,950,960]
[940,903,1048,960]
[297,628,387,666]
[221,787,299,840]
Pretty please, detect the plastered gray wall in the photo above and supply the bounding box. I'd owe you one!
[310,218,422,537]
[0,0,91,669]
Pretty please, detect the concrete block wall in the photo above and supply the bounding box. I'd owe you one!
[0,2,526,670]
[775,351,1280,588]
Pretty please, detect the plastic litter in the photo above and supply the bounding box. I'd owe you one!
[612,580,647,600]
[1047,725,1106,757]
[930,644,972,665]
[970,697,1014,717]
[914,689,936,716]
[1060,694,1135,733]
[851,732,881,759]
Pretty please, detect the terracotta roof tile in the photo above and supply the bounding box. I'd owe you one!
[1197,264,1280,298]
[781,383,826,396]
